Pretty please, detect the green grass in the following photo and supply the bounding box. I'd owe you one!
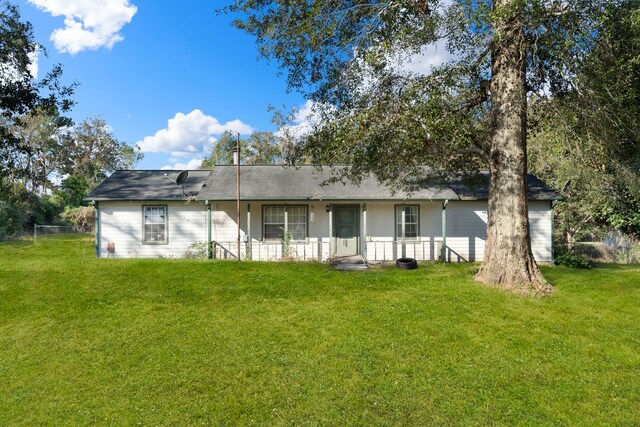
[1,235,639,425]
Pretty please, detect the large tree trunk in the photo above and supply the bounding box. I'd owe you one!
[474,0,552,295]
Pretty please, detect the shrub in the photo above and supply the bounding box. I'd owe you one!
[187,241,209,259]
[61,206,95,227]
[554,252,593,269]
[0,200,22,240]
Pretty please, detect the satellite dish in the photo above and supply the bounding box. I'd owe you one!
[176,170,189,185]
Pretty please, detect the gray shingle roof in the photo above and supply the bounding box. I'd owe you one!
[197,165,458,201]
[86,166,561,202]
[447,171,561,200]
[86,170,209,201]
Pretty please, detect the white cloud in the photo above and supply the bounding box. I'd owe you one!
[390,39,453,76]
[0,48,40,83]
[27,50,39,79]
[137,109,253,154]
[27,0,137,54]
[170,149,199,158]
[161,158,203,171]
[275,100,320,139]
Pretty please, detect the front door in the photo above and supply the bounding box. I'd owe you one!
[334,205,360,256]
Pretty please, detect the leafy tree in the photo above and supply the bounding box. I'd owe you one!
[9,107,71,193]
[200,130,283,168]
[226,0,615,293]
[245,131,283,164]
[528,0,640,243]
[57,117,142,188]
[58,175,90,208]
[0,2,75,178]
[201,130,237,167]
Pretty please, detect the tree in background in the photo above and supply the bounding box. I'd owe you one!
[0,1,75,180]
[528,0,640,245]
[0,3,142,236]
[201,130,283,168]
[56,117,142,189]
[244,131,283,164]
[0,2,75,237]
[227,0,618,294]
[201,130,237,167]
[9,107,72,193]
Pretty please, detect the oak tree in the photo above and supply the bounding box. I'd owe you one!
[227,0,619,294]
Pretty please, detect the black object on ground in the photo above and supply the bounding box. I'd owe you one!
[396,257,418,270]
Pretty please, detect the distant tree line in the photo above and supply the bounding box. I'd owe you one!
[199,130,295,168]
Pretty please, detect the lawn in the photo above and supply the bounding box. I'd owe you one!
[1,235,639,425]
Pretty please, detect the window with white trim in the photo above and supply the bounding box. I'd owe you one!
[143,205,167,244]
[396,205,419,239]
[263,205,307,241]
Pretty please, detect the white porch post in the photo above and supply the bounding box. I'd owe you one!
[205,200,211,259]
[442,199,448,262]
[362,203,367,260]
[328,204,333,257]
[247,203,251,260]
[401,204,406,258]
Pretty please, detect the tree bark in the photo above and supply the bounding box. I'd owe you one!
[474,0,552,295]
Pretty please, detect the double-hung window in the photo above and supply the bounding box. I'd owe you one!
[396,205,419,239]
[143,205,167,244]
[263,205,307,241]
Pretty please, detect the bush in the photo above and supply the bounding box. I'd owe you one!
[0,200,22,240]
[186,241,209,259]
[61,206,95,227]
[554,252,593,269]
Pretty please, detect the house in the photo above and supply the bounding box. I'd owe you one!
[86,165,560,262]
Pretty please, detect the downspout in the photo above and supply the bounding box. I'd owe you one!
[441,199,448,262]
[94,201,100,258]
[234,133,241,261]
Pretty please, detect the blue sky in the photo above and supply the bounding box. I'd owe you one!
[15,0,308,170]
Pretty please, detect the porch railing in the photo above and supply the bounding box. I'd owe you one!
[210,239,448,262]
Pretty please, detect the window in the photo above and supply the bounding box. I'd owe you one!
[287,206,307,241]
[263,205,307,241]
[396,205,419,239]
[143,205,167,244]
[263,206,285,240]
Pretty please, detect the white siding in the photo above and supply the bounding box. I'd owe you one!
[98,201,206,258]
[528,201,554,263]
[97,199,553,263]
[444,201,487,262]
[441,200,553,263]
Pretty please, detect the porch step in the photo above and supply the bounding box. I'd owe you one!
[332,255,369,271]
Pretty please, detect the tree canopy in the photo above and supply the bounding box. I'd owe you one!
[0,1,75,178]
[201,130,284,168]
[529,0,640,243]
